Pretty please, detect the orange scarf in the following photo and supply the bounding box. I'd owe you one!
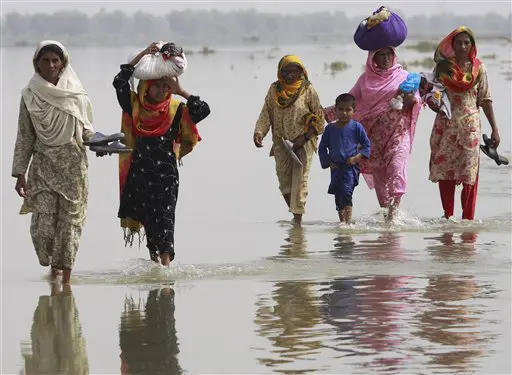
[132,80,174,137]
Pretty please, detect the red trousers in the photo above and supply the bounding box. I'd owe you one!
[438,172,479,220]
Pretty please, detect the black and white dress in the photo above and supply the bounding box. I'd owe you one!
[113,64,210,259]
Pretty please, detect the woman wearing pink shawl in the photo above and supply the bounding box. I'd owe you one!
[349,47,421,221]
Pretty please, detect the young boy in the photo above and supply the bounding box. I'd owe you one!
[319,93,371,224]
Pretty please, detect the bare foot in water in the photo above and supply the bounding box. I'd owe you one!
[51,268,62,277]
[292,214,302,226]
[160,253,172,267]
[149,250,160,264]
[385,205,398,223]
[62,269,72,284]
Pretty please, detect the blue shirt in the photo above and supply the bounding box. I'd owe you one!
[318,120,371,169]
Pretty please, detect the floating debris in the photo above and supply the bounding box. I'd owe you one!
[326,61,350,75]
[199,46,215,55]
[500,71,512,80]
[406,41,437,53]
[405,58,435,69]
[14,40,31,47]
[482,53,498,59]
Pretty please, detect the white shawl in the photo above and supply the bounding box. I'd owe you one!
[22,40,94,147]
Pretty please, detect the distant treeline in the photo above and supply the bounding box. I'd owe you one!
[1,9,511,47]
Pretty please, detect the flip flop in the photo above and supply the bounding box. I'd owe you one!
[84,132,125,146]
[90,140,132,154]
[480,134,509,166]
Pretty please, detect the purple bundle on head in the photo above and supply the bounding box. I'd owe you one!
[354,6,408,51]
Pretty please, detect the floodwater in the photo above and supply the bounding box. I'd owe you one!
[1,40,511,374]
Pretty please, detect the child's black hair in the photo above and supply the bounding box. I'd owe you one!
[335,93,356,109]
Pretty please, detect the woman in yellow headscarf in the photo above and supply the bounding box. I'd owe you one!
[253,55,325,225]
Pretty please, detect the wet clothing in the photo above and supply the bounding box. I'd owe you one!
[113,64,210,258]
[12,40,93,270]
[319,120,371,209]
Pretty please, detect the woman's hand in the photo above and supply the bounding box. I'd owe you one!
[166,76,190,99]
[253,133,263,148]
[95,151,112,157]
[491,130,500,148]
[481,101,500,148]
[15,175,28,198]
[129,42,160,66]
[426,97,440,113]
[292,134,307,152]
[402,92,417,108]
[144,42,160,55]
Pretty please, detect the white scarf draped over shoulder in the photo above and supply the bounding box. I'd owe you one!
[22,40,94,147]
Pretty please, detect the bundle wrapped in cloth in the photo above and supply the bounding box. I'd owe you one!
[129,41,187,80]
[354,6,407,51]
[389,72,421,110]
[419,72,452,119]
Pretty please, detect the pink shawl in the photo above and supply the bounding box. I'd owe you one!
[349,47,421,149]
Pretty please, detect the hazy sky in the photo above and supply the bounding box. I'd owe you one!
[2,0,511,17]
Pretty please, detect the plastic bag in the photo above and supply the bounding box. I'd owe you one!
[354,6,407,51]
[389,96,403,110]
[399,73,421,93]
[129,41,187,80]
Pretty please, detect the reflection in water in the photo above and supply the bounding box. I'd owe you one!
[320,277,358,349]
[277,226,307,259]
[353,275,413,369]
[255,227,322,373]
[119,288,181,375]
[358,232,407,262]
[415,275,482,370]
[255,231,416,373]
[327,275,414,370]
[331,235,356,260]
[323,232,414,370]
[415,232,484,371]
[254,280,323,373]
[254,230,501,373]
[256,275,415,373]
[425,232,479,262]
[20,284,89,375]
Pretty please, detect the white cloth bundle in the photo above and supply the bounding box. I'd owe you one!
[129,41,187,80]
[389,95,404,110]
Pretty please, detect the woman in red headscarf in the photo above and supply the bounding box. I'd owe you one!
[113,42,210,265]
[427,27,500,220]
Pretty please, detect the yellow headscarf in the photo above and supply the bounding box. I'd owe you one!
[274,55,310,108]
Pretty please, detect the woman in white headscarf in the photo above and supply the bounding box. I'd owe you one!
[12,40,94,284]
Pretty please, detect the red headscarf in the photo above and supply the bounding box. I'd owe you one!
[131,79,173,137]
[434,26,481,93]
